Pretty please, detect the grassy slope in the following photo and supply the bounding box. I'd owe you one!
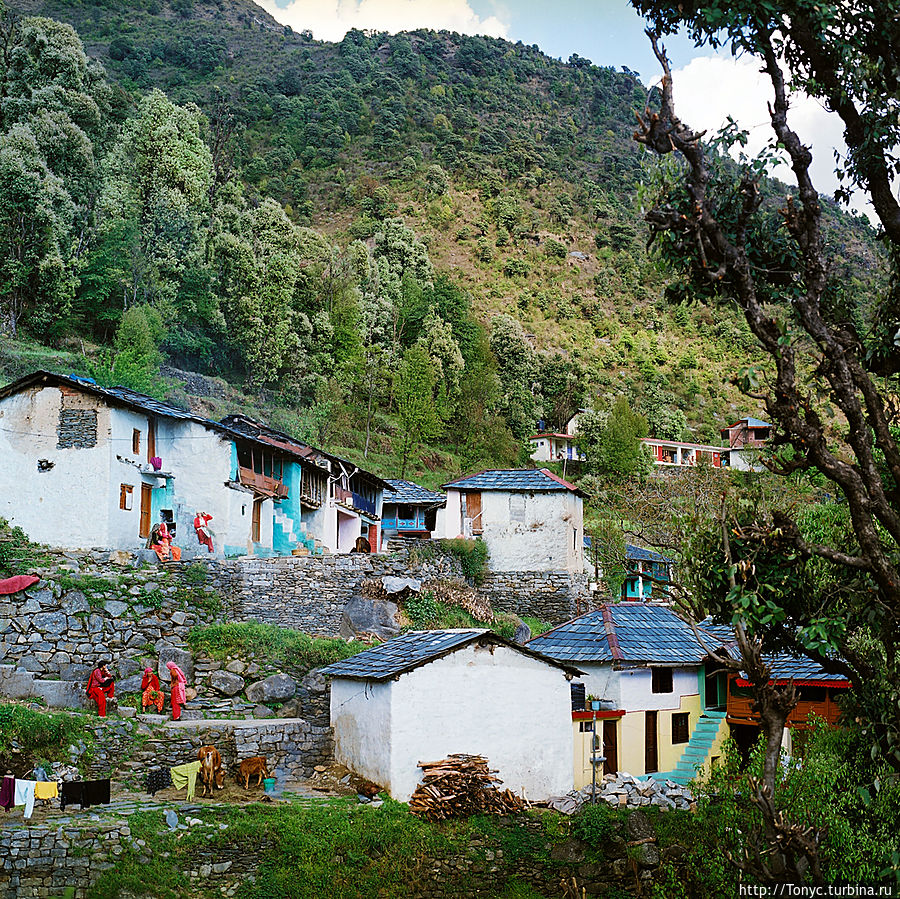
[3,0,884,482]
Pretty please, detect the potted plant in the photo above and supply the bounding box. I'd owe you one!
[586,693,601,711]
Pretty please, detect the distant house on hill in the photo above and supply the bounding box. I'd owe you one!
[380,479,446,548]
[440,469,584,573]
[642,437,723,469]
[720,417,772,471]
[0,371,386,557]
[322,629,581,802]
[622,544,673,601]
[528,410,587,464]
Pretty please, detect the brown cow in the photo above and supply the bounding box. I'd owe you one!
[239,756,270,789]
[197,745,225,796]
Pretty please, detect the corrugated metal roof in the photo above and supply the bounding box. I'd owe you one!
[527,604,707,665]
[443,468,583,494]
[321,629,582,680]
[383,479,446,506]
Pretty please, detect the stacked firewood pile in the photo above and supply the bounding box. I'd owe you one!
[409,754,525,821]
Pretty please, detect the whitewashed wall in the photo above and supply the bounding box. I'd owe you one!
[574,663,701,713]
[387,643,574,802]
[0,387,114,548]
[478,491,582,573]
[330,678,392,788]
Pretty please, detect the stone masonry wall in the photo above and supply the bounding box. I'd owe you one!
[481,570,588,623]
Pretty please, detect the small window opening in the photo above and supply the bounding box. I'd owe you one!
[119,484,134,510]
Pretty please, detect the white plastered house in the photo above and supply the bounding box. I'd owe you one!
[322,629,582,802]
[438,469,584,573]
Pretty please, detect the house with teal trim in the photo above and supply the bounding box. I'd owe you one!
[0,371,386,558]
[380,479,446,549]
[622,544,673,600]
[527,603,729,787]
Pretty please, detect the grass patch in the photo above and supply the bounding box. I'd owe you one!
[186,622,367,670]
[0,520,56,576]
[521,616,553,637]
[0,704,93,768]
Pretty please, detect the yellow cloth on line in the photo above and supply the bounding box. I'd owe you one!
[170,761,202,801]
[34,781,58,800]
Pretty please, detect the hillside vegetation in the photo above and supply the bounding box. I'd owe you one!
[0,0,883,487]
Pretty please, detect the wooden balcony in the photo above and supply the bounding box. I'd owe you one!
[238,466,288,499]
[727,690,844,729]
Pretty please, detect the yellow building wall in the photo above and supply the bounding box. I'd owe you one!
[619,710,647,776]
[573,720,595,789]
[657,693,702,773]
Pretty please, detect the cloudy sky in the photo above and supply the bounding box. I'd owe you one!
[258,0,860,214]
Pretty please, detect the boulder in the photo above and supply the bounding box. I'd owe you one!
[625,809,655,843]
[225,660,246,674]
[276,698,301,717]
[158,647,194,685]
[251,704,276,719]
[209,669,245,697]
[512,620,532,644]
[246,673,296,704]
[340,594,401,641]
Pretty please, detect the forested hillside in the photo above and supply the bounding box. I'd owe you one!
[0,0,883,486]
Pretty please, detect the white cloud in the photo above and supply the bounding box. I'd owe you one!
[664,55,870,218]
[258,0,509,43]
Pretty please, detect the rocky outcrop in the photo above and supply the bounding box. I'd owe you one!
[246,673,296,704]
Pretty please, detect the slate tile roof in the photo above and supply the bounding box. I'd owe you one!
[527,604,707,665]
[383,479,446,506]
[443,468,583,495]
[699,619,848,683]
[321,629,582,681]
[625,543,671,565]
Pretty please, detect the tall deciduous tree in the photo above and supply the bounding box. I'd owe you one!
[395,342,440,478]
[630,0,900,881]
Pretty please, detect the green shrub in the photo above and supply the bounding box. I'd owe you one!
[405,591,441,628]
[186,622,367,671]
[439,537,489,585]
[0,704,93,767]
[184,562,208,585]
[571,802,620,847]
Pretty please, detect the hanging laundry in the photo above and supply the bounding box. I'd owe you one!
[146,767,173,796]
[81,779,110,808]
[60,781,83,811]
[34,782,59,801]
[170,761,202,801]
[13,780,36,819]
[0,776,14,811]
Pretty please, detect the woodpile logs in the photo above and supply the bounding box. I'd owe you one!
[409,754,525,821]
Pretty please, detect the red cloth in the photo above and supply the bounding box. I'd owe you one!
[168,664,187,721]
[0,575,39,596]
[141,671,160,693]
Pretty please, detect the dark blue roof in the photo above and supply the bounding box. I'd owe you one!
[626,543,671,564]
[527,604,707,665]
[443,468,582,494]
[384,479,446,506]
[698,619,848,683]
[321,629,582,681]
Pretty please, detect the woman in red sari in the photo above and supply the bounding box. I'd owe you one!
[86,660,115,717]
[166,661,187,721]
[141,666,164,713]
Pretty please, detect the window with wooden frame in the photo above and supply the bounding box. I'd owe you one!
[672,712,690,744]
[119,484,133,511]
[651,667,673,694]
[132,429,141,455]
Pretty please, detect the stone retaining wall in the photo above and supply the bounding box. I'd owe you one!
[481,570,589,623]
[0,809,666,899]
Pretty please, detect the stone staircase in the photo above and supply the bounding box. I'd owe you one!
[656,710,728,786]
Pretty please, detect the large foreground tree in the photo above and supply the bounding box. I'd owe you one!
[628,0,900,883]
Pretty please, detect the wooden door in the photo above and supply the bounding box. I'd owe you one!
[603,720,618,776]
[645,711,658,773]
[147,418,156,462]
[139,484,152,538]
[251,498,262,543]
[367,524,378,551]
[466,491,483,534]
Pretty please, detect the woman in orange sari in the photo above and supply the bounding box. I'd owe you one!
[141,666,164,713]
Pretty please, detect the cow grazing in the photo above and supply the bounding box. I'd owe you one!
[197,745,225,795]
[239,756,270,789]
